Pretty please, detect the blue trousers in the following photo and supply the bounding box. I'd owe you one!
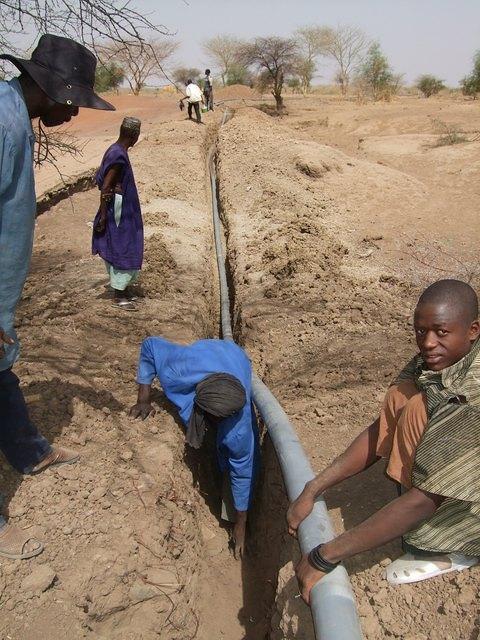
[0,368,51,474]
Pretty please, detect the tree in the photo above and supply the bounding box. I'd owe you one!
[101,38,178,95]
[322,25,369,95]
[240,37,298,111]
[287,76,301,94]
[172,67,201,87]
[294,26,330,94]
[94,62,124,93]
[202,35,243,86]
[357,42,398,101]
[460,50,480,99]
[416,74,445,98]
[293,56,316,95]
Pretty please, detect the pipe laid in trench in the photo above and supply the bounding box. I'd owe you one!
[209,119,363,640]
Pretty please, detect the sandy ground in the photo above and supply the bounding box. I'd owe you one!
[2,91,479,639]
[216,99,480,639]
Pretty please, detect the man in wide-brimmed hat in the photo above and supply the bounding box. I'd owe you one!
[0,34,115,560]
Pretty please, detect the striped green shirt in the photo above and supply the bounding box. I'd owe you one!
[396,338,480,555]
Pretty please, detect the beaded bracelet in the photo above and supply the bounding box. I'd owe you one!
[308,544,340,573]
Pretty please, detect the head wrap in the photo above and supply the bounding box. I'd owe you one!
[186,373,247,449]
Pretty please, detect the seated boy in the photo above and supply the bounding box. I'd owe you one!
[130,336,259,558]
[288,279,480,603]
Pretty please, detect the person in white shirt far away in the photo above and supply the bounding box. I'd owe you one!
[180,79,203,124]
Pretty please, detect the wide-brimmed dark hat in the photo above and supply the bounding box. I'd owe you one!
[0,33,115,111]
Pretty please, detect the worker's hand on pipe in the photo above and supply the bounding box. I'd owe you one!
[232,511,247,560]
[0,326,14,358]
[287,492,314,537]
[295,553,325,606]
[129,402,156,420]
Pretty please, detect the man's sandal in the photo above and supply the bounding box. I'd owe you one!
[31,446,80,475]
[386,552,478,585]
[0,523,44,560]
[114,300,137,311]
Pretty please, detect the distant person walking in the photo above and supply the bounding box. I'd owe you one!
[203,69,214,111]
[92,117,144,311]
[180,79,203,124]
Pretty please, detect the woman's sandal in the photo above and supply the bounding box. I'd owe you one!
[0,522,44,560]
[386,552,478,585]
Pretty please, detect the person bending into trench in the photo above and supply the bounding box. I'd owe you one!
[179,79,203,124]
[92,117,144,311]
[289,279,480,603]
[130,337,259,557]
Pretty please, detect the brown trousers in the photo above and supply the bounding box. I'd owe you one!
[376,381,428,488]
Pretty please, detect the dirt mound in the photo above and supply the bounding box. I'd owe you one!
[141,232,177,296]
[215,84,260,101]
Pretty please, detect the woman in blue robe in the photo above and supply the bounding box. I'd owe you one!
[130,336,260,557]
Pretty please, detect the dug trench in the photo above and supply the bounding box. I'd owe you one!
[216,106,480,640]
[0,115,290,640]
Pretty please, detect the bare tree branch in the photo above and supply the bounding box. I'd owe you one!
[98,38,178,95]
[0,0,172,54]
[240,36,298,111]
[322,25,370,95]
[294,25,330,94]
[202,35,243,86]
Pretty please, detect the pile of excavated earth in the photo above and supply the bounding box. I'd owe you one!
[1,92,479,640]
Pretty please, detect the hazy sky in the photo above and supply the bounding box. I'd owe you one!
[144,0,480,86]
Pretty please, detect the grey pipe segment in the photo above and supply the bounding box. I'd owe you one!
[210,111,363,640]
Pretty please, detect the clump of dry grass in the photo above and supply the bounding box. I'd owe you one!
[431,119,467,147]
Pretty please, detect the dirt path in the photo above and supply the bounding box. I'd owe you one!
[0,115,228,640]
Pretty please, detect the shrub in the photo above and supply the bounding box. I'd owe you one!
[94,63,124,93]
[460,74,479,98]
[356,42,402,100]
[173,67,201,87]
[225,63,252,86]
[416,74,445,97]
[431,119,466,147]
[460,50,480,99]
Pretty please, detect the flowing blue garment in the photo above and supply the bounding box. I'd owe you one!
[92,143,143,270]
[137,337,259,511]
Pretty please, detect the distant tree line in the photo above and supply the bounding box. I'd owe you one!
[88,22,480,108]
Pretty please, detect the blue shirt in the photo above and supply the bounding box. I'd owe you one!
[137,337,259,511]
[0,78,36,371]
